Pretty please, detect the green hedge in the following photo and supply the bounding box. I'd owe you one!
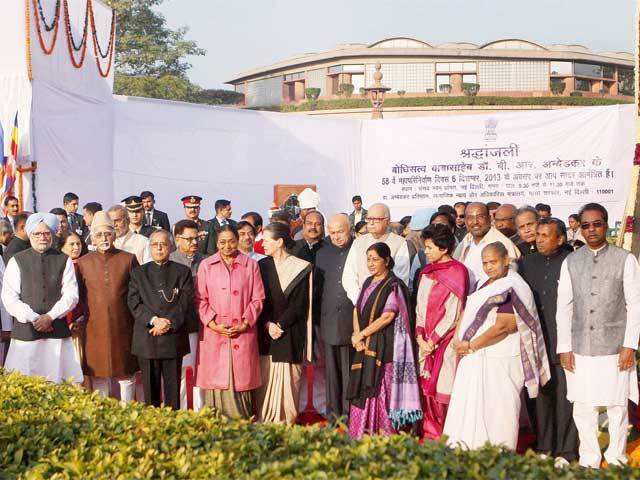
[0,371,637,479]
[257,96,632,112]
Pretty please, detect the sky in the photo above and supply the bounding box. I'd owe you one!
[158,0,636,90]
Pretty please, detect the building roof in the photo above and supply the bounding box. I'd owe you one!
[226,37,633,84]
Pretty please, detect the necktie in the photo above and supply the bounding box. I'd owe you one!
[146,212,151,226]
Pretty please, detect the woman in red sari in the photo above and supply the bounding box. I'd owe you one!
[415,224,469,440]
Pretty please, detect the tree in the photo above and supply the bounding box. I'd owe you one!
[193,89,245,105]
[105,0,206,101]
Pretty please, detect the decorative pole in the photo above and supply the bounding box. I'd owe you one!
[364,63,391,120]
[617,0,640,254]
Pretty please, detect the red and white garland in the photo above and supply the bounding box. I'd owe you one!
[28,0,116,77]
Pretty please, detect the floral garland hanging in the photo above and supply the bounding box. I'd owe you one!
[31,0,61,54]
[88,0,116,78]
[25,0,34,80]
[63,0,89,68]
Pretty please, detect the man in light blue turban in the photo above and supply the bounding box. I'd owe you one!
[1,211,82,383]
[24,212,60,236]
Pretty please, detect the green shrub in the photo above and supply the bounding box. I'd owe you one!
[462,83,480,96]
[570,91,584,97]
[397,90,406,97]
[550,80,566,95]
[359,87,366,95]
[272,95,631,112]
[1,372,639,478]
[338,83,355,98]
[304,88,321,102]
[438,84,452,93]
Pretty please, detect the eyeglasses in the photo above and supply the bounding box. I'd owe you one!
[456,215,465,219]
[177,235,198,243]
[93,232,114,238]
[151,242,169,248]
[365,217,388,224]
[31,231,52,238]
[580,221,605,230]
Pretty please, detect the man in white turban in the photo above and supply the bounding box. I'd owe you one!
[294,188,321,241]
[1,213,83,383]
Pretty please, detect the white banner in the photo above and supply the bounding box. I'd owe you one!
[358,105,635,224]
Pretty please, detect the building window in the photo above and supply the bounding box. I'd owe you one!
[284,72,304,82]
[575,78,590,91]
[618,68,634,96]
[550,61,572,76]
[478,61,548,92]
[602,65,614,79]
[436,74,451,92]
[306,69,325,96]
[343,64,364,73]
[574,63,603,78]
[245,76,284,107]
[328,65,343,75]
[365,63,435,92]
[436,62,476,73]
[462,74,477,84]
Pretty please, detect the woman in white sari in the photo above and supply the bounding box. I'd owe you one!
[443,242,550,450]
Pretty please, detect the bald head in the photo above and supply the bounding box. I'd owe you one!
[367,203,390,238]
[494,204,517,238]
[368,203,390,218]
[328,213,351,248]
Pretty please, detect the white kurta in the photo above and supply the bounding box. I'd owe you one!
[341,231,410,304]
[1,256,83,384]
[556,250,640,406]
[115,231,151,265]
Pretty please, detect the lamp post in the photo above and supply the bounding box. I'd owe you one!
[364,63,391,120]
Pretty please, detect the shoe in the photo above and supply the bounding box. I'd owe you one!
[554,457,570,469]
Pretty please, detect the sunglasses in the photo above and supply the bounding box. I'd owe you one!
[580,221,605,230]
[457,215,465,219]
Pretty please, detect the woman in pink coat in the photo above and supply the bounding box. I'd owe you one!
[195,225,265,418]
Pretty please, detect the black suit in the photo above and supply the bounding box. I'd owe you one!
[291,238,324,265]
[132,225,155,238]
[3,236,30,264]
[315,240,354,420]
[127,260,194,409]
[67,212,85,236]
[520,245,578,461]
[204,218,237,255]
[144,209,171,231]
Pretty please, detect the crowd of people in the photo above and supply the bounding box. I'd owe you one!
[0,188,637,470]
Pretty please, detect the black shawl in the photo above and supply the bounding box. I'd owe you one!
[347,273,412,409]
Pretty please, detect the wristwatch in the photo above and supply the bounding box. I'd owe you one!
[147,316,158,329]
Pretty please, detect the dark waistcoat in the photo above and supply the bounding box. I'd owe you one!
[12,248,71,341]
